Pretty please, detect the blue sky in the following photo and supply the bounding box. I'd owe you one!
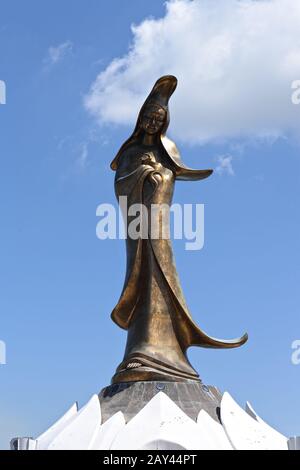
[0,0,299,449]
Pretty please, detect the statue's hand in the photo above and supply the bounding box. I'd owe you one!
[140,153,155,165]
[140,153,162,171]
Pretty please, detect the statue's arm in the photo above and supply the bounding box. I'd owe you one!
[164,152,213,181]
[162,136,213,181]
[175,166,213,181]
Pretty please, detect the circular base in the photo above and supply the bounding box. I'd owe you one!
[99,381,222,424]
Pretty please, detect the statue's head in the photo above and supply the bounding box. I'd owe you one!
[139,102,167,135]
[111,75,177,170]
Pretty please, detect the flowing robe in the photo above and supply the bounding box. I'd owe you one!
[111,142,247,383]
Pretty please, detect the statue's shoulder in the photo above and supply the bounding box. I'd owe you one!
[115,143,141,173]
[118,143,139,159]
[161,136,182,166]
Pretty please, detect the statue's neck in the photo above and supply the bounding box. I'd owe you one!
[141,132,157,147]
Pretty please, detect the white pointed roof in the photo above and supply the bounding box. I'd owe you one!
[25,390,290,450]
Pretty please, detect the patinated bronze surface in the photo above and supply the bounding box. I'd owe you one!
[110,75,248,384]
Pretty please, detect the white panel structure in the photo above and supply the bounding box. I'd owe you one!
[11,390,296,450]
[47,395,101,450]
[111,392,214,450]
[288,436,300,450]
[90,412,126,450]
[37,403,78,449]
[197,410,233,450]
[221,392,288,450]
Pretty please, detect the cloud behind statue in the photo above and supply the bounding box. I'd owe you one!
[85,0,300,145]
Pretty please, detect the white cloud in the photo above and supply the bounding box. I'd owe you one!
[84,0,300,145]
[215,155,235,176]
[45,40,73,67]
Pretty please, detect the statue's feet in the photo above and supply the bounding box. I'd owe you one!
[111,354,201,384]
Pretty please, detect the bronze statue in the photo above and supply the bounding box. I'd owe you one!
[110,75,248,384]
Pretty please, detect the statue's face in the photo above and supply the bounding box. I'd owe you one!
[140,105,166,135]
